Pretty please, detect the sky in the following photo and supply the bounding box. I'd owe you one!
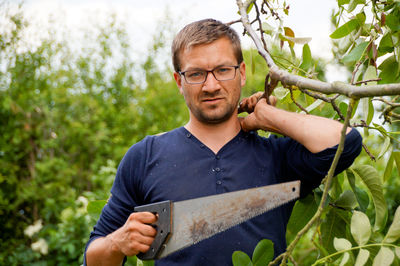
[12,0,347,81]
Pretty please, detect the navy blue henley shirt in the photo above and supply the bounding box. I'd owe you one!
[86,127,362,265]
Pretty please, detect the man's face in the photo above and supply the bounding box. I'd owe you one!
[174,37,246,125]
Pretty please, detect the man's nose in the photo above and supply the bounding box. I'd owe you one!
[202,71,220,91]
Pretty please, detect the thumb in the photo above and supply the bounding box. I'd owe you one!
[269,96,277,106]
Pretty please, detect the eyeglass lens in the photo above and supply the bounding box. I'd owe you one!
[184,66,237,84]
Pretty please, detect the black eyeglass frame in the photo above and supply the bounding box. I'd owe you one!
[178,65,240,84]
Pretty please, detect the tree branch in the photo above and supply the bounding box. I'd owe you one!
[236,0,400,98]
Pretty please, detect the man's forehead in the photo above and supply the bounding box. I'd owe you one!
[178,38,237,68]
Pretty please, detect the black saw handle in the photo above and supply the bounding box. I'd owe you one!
[134,200,172,260]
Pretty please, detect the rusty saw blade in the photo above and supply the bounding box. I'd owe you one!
[134,180,300,260]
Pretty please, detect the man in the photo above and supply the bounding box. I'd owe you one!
[85,19,362,265]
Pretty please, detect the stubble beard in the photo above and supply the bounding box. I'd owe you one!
[195,103,236,124]
[189,94,240,125]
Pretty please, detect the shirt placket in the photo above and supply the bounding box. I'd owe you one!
[213,154,224,193]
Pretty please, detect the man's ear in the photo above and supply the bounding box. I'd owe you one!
[239,62,246,87]
[174,72,184,94]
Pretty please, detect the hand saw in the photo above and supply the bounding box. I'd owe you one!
[134,180,300,260]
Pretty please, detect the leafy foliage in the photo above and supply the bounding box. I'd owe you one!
[232,239,274,266]
[234,0,400,265]
[0,4,186,265]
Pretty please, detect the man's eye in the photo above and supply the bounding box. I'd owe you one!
[188,71,204,78]
[216,67,231,74]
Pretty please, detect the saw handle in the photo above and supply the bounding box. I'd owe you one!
[134,200,172,260]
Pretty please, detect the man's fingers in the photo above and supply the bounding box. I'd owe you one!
[139,223,157,237]
[134,232,156,246]
[136,243,152,253]
[130,212,157,224]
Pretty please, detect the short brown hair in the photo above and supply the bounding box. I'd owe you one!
[171,18,243,72]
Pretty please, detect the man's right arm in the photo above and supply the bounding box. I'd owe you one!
[86,212,157,266]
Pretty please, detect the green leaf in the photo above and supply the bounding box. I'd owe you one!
[338,0,350,5]
[330,19,360,39]
[339,252,350,266]
[351,165,387,231]
[383,205,400,243]
[334,101,349,120]
[378,33,394,55]
[262,22,275,35]
[321,208,352,253]
[142,259,155,266]
[350,211,371,245]
[361,97,374,126]
[384,151,395,182]
[338,34,353,54]
[305,99,324,113]
[334,237,352,251]
[127,256,138,265]
[363,65,378,85]
[300,44,312,71]
[372,247,394,266]
[377,137,391,159]
[342,41,369,63]
[348,0,366,13]
[393,152,400,177]
[334,190,358,210]
[287,194,318,235]
[351,99,359,118]
[378,55,400,84]
[273,87,288,100]
[354,187,369,212]
[232,251,252,266]
[372,122,390,137]
[395,247,400,258]
[246,2,254,14]
[252,239,274,266]
[367,98,374,125]
[355,249,369,266]
[386,13,400,31]
[355,12,366,25]
[330,174,343,200]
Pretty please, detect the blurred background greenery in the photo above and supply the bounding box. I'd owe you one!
[0,2,399,265]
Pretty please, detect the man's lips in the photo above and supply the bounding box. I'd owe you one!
[202,97,224,103]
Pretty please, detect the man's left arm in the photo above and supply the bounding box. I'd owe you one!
[240,95,351,153]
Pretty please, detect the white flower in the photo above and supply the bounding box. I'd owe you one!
[76,196,88,209]
[31,238,48,255]
[24,219,43,238]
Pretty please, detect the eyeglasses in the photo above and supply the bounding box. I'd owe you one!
[179,65,240,84]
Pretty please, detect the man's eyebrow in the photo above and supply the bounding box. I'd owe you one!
[184,63,236,71]
[183,67,205,71]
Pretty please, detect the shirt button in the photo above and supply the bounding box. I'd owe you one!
[216,155,220,160]
[216,180,222,185]
[215,167,220,172]
[186,133,191,138]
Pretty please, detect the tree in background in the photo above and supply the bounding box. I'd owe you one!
[0,3,186,265]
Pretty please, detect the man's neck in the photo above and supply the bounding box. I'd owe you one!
[184,115,241,154]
